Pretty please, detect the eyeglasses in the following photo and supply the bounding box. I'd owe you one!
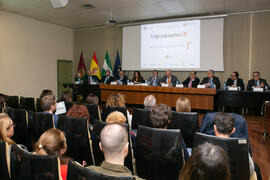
[7,123,15,130]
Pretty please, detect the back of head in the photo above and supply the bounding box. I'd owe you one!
[106,93,126,107]
[0,113,15,145]
[214,113,235,135]
[179,142,230,180]
[66,104,90,123]
[40,89,53,99]
[0,93,7,108]
[150,104,172,129]
[85,93,99,105]
[106,111,126,124]
[144,95,156,108]
[60,91,73,103]
[100,123,128,157]
[40,94,56,112]
[176,97,191,112]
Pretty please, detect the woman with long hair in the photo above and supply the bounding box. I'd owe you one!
[0,113,15,145]
[131,71,144,84]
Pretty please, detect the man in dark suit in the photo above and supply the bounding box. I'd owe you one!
[247,71,269,90]
[226,71,245,90]
[115,70,129,85]
[101,70,114,84]
[182,71,200,88]
[200,69,220,89]
[148,70,162,86]
[161,69,179,86]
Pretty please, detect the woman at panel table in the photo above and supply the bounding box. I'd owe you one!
[131,71,144,84]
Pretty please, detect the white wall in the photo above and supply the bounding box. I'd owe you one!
[0,11,74,98]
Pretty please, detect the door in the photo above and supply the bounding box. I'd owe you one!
[57,60,73,99]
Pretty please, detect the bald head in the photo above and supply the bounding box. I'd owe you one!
[144,95,156,108]
[100,123,128,157]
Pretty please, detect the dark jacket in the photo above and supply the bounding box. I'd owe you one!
[161,75,179,86]
[200,76,221,89]
[182,77,200,88]
[148,76,162,86]
[116,75,129,85]
[246,78,269,90]
[226,78,245,90]
[101,76,114,84]
[88,75,100,84]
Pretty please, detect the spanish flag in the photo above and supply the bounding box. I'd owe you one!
[89,51,101,79]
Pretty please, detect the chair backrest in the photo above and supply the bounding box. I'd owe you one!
[57,115,94,166]
[101,106,127,122]
[35,98,42,112]
[0,140,11,180]
[30,112,54,143]
[65,101,74,113]
[131,108,152,129]
[6,108,32,151]
[10,144,61,180]
[135,125,185,180]
[67,160,136,180]
[19,97,35,112]
[7,96,19,109]
[193,132,250,180]
[169,112,199,148]
[84,104,101,123]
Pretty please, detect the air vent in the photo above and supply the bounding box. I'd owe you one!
[81,4,95,9]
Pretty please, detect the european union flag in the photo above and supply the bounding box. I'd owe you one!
[113,50,121,78]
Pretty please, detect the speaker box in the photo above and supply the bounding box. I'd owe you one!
[50,0,68,8]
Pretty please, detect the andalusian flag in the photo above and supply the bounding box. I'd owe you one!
[90,51,101,79]
[101,51,113,77]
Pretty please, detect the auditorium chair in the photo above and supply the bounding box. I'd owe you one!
[57,115,95,166]
[6,96,19,109]
[0,102,3,113]
[65,101,74,113]
[35,98,42,112]
[101,106,128,122]
[67,160,136,180]
[19,96,35,112]
[0,140,11,180]
[168,111,199,148]
[193,132,250,180]
[6,107,32,151]
[90,119,135,174]
[131,108,152,129]
[29,112,55,143]
[135,125,185,180]
[10,144,62,180]
[84,103,102,123]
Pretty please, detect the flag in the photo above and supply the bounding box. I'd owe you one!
[77,51,87,74]
[113,50,121,78]
[101,51,113,77]
[90,51,101,79]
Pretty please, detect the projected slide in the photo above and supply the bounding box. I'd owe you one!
[141,20,200,69]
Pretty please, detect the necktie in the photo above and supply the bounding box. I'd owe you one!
[168,77,170,84]
[256,80,259,86]
[105,76,108,84]
[188,80,192,88]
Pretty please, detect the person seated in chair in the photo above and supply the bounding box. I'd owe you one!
[0,93,7,112]
[131,71,144,84]
[200,70,220,89]
[161,70,179,86]
[182,71,200,88]
[88,70,100,84]
[87,123,144,180]
[247,71,269,91]
[66,103,90,123]
[0,113,15,146]
[143,95,156,109]
[39,89,53,99]
[226,71,245,90]
[115,70,129,85]
[176,97,191,112]
[85,93,99,105]
[148,70,162,86]
[150,104,189,160]
[59,91,73,103]
[40,94,58,127]
[101,70,114,84]
[213,113,256,178]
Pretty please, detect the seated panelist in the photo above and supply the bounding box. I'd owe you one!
[115,70,129,85]
[161,69,179,86]
[226,71,245,90]
[101,70,114,84]
[182,71,200,88]
[148,70,162,86]
[131,71,144,84]
[247,71,269,90]
[88,70,100,84]
[200,70,220,89]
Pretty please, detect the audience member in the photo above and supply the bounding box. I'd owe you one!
[39,89,53,99]
[144,95,156,109]
[179,142,230,180]
[87,123,143,180]
[85,93,99,105]
[226,71,245,90]
[0,113,15,145]
[0,93,7,112]
[106,111,126,124]
[200,69,221,89]
[182,71,200,88]
[59,91,73,103]
[161,70,179,86]
[247,71,269,90]
[148,70,162,86]
[176,97,191,112]
[115,70,129,85]
[40,94,58,127]
[66,104,90,123]
[101,70,114,84]
[34,128,70,180]
[131,71,144,83]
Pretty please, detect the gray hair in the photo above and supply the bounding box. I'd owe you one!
[144,95,156,108]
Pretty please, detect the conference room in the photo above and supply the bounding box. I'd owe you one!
[0,0,270,180]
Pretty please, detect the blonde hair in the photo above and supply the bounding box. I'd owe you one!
[106,111,127,124]
[0,113,15,145]
[106,93,126,107]
[176,97,191,112]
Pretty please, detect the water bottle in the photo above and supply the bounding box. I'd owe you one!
[127,79,129,84]
[223,82,226,90]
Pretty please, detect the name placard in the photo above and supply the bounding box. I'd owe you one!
[161,84,169,87]
[197,85,205,88]
[110,82,117,85]
[176,84,184,88]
